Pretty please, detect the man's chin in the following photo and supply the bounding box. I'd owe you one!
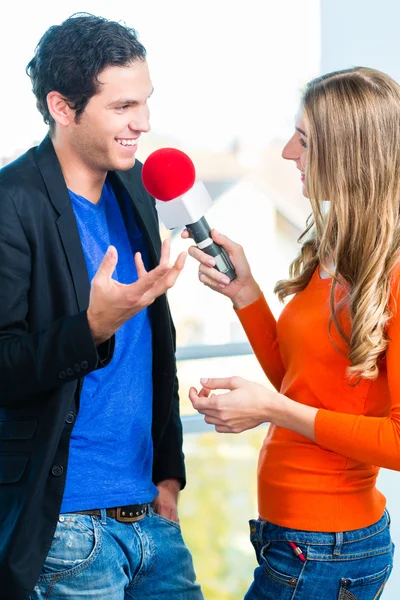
[110,157,136,172]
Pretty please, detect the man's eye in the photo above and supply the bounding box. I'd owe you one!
[117,105,129,112]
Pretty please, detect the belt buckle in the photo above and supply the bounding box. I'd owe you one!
[116,505,146,523]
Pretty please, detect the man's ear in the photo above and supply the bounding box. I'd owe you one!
[47,91,75,128]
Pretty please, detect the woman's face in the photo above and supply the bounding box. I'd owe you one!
[282,111,308,197]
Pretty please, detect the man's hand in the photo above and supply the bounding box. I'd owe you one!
[87,239,186,344]
[152,478,181,523]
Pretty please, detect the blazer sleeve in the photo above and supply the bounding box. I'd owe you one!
[0,188,113,406]
[235,294,286,391]
[152,374,186,488]
[151,311,186,488]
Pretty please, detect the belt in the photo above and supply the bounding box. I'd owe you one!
[70,503,148,523]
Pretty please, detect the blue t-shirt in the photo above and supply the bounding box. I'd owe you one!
[61,180,157,511]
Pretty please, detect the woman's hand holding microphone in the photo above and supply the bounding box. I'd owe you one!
[181,228,262,309]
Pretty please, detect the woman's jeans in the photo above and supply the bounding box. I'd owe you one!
[29,506,203,599]
[245,510,394,599]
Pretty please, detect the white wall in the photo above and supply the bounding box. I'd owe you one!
[320,1,400,596]
[321,0,400,78]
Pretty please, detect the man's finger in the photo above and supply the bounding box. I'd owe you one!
[95,246,118,281]
[135,252,147,278]
[125,254,185,308]
[174,251,187,271]
[159,238,171,268]
[151,252,187,294]
[153,501,179,522]
[125,260,172,299]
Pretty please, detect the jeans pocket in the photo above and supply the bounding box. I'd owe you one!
[384,508,391,528]
[245,541,304,600]
[152,511,181,531]
[38,515,101,581]
[338,564,392,600]
[249,519,262,563]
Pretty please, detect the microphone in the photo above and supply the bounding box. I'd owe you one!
[141,148,236,281]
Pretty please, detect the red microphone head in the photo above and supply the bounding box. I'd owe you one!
[142,148,196,201]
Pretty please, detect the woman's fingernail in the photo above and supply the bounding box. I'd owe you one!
[221,277,230,284]
[208,259,216,266]
[200,378,209,385]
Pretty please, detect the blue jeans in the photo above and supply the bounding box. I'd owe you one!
[245,510,394,600]
[29,506,203,599]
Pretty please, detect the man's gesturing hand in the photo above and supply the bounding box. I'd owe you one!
[87,239,186,345]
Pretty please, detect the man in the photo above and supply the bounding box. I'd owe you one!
[0,13,203,600]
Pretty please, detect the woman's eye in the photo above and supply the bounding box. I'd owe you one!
[299,138,307,148]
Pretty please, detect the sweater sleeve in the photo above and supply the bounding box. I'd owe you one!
[315,275,400,471]
[235,294,286,391]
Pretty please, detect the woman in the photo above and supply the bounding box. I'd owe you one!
[184,67,400,599]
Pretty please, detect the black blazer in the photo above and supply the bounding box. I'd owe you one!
[0,136,184,600]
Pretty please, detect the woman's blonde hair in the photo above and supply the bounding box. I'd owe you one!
[275,67,400,380]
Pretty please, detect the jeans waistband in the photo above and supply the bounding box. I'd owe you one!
[65,503,148,523]
[251,509,390,546]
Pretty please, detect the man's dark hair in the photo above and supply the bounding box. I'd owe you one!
[26,13,147,130]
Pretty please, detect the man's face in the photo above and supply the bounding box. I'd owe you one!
[69,60,153,173]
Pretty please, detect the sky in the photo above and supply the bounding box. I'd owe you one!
[0,0,320,157]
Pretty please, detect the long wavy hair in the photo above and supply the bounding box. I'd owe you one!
[275,67,400,380]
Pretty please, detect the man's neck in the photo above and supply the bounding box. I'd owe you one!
[52,136,107,204]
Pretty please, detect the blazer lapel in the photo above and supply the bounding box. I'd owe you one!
[34,137,160,312]
[110,170,161,266]
[34,136,90,311]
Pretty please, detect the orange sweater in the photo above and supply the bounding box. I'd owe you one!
[236,267,400,532]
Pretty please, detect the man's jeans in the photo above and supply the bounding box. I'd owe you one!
[29,506,203,599]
